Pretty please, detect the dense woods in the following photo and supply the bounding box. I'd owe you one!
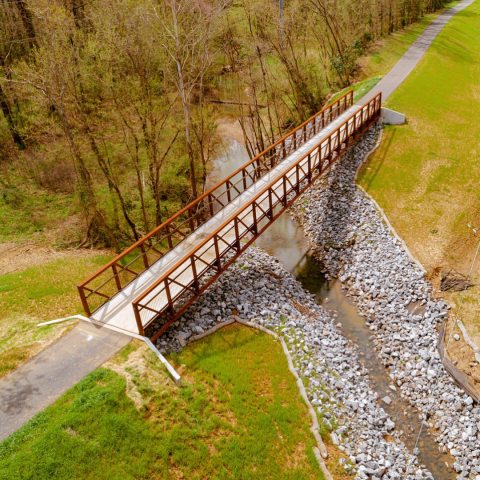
[0,0,450,249]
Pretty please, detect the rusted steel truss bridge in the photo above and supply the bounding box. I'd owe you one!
[78,91,382,340]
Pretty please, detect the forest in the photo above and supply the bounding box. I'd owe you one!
[0,0,450,249]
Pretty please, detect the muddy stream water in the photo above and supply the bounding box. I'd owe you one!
[209,138,454,479]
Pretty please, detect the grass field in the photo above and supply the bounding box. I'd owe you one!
[0,324,329,479]
[358,0,480,340]
[0,253,111,377]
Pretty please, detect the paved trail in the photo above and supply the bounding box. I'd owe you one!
[0,0,475,441]
[0,323,128,441]
[360,0,475,104]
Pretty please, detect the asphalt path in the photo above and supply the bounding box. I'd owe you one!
[359,0,475,104]
[0,322,129,440]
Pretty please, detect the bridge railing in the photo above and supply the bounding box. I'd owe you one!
[78,90,354,316]
[132,93,382,338]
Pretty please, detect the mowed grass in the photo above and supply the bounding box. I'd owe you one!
[0,253,111,377]
[0,324,324,480]
[358,1,480,337]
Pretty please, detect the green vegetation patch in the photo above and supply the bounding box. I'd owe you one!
[0,253,111,377]
[0,324,323,480]
[0,178,74,243]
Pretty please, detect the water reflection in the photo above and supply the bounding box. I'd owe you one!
[210,140,311,273]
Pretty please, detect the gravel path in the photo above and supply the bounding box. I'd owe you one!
[291,126,480,479]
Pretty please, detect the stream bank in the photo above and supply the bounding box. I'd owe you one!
[154,131,464,478]
[212,133,454,478]
[291,125,480,478]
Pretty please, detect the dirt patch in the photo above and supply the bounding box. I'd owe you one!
[405,300,427,316]
[443,317,480,393]
[290,299,317,320]
[440,270,473,292]
[283,442,309,470]
[168,464,186,480]
[426,268,480,383]
[105,342,174,409]
[324,440,353,480]
[0,241,110,275]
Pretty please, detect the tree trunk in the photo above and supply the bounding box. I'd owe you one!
[70,0,90,29]
[0,83,25,149]
[15,1,37,49]
[170,0,198,200]
[56,108,113,246]
[85,129,140,241]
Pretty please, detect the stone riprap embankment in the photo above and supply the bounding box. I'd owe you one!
[157,248,432,479]
[291,125,480,479]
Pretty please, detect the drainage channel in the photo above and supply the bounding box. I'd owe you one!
[212,139,454,478]
[295,255,454,479]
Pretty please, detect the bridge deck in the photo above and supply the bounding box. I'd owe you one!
[91,103,363,334]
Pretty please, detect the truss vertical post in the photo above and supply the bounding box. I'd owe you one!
[133,304,145,336]
[213,235,221,271]
[112,263,122,291]
[77,286,91,317]
[190,256,200,293]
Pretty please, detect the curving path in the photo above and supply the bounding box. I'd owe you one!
[0,0,476,441]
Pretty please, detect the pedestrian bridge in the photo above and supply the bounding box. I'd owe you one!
[78,91,382,340]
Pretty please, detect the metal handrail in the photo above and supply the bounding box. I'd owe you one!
[78,90,354,316]
[132,94,381,336]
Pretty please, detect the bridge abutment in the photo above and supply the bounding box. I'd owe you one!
[381,107,406,125]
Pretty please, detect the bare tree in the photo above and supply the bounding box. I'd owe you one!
[157,0,226,200]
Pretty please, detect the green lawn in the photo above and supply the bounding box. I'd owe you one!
[0,253,111,377]
[0,324,326,480]
[358,0,480,338]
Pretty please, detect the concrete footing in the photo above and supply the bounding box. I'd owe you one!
[381,107,406,125]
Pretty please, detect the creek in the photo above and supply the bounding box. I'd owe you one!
[210,138,454,479]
